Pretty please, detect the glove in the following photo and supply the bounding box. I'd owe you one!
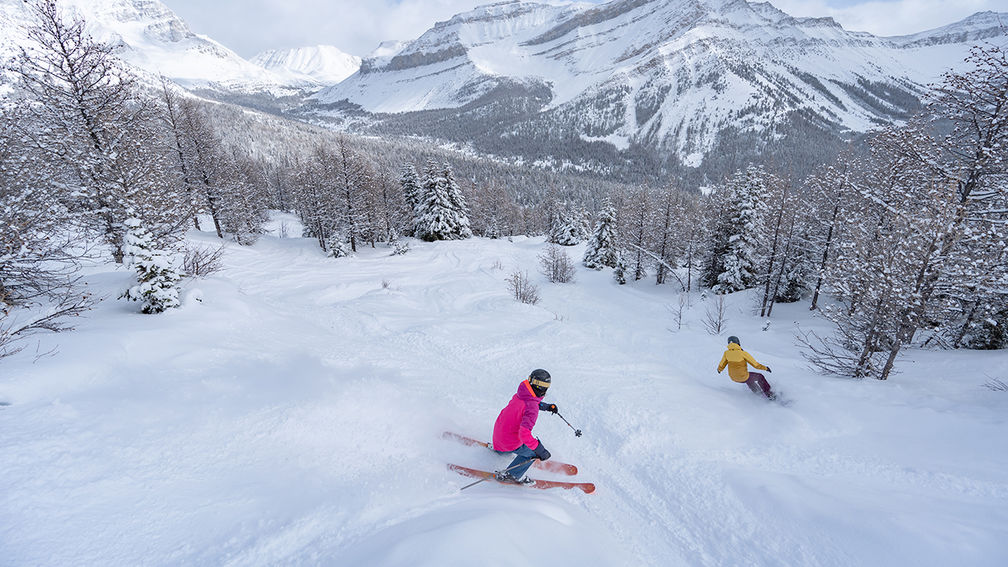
[533,439,551,461]
[541,403,558,414]
[766,366,772,373]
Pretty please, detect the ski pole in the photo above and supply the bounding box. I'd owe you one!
[555,412,582,437]
[460,459,538,491]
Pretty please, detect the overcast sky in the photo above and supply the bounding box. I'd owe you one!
[159,0,1008,58]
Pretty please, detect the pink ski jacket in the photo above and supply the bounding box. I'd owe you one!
[492,380,543,452]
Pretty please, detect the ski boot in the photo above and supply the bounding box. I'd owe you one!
[494,471,533,485]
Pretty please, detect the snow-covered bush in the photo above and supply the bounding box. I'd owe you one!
[120,218,181,314]
[613,255,628,285]
[539,244,576,284]
[181,244,224,278]
[326,234,352,258]
[391,239,410,256]
[507,270,540,305]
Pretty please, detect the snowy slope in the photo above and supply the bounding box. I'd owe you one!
[0,0,303,95]
[2,213,1007,566]
[251,45,362,86]
[312,0,1007,163]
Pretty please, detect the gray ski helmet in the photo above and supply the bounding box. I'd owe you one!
[528,369,551,397]
[727,336,741,346]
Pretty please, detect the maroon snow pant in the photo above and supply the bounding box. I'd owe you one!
[744,372,774,399]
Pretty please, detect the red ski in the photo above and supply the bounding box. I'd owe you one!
[448,464,595,494]
[441,431,578,475]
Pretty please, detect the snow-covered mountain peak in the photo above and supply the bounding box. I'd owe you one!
[892,10,1007,46]
[251,45,361,85]
[0,0,307,96]
[310,0,1007,175]
[369,40,409,59]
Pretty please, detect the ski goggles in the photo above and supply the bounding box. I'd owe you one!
[529,377,550,390]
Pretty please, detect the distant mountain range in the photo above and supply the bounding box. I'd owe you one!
[305,0,1007,179]
[0,0,362,95]
[1,0,1004,182]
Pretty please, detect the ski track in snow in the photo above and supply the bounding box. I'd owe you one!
[2,214,1007,566]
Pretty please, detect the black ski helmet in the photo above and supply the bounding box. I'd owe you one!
[728,336,741,346]
[528,369,551,397]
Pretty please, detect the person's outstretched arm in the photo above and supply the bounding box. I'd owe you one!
[742,351,768,371]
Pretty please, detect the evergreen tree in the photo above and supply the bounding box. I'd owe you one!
[549,208,581,245]
[399,164,423,237]
[710,167,763,294]
[120,217,181,314]
[442,162,473,238]
[774,223,813,304]
[583,205,619,270]
[414,160,472,241]
[613,254,629,285]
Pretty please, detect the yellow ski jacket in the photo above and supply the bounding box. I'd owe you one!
[717,343,768,382]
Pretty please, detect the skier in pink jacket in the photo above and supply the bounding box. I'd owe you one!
[491,369,557,484]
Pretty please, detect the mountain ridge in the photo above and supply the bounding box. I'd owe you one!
[305,0,1006,180]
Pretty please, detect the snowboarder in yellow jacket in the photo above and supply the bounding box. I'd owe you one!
[717,336,776,400]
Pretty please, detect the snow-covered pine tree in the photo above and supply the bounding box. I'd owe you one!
[442,162,473,239]
[414,160,472,241]
[773,220,814,304]
[613,254,629,285]
[414,160,454,241]
[324,232,352,258]
[549,208,581,246]
[700,187,730,289]
[576,207,592,242]
[120,216,181,314]
[400,164,422,237]
[583,205,619,270]
[710,167,764,294]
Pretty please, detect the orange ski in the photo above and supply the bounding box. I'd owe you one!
[448,463,595,494]
[441,431,578,475]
